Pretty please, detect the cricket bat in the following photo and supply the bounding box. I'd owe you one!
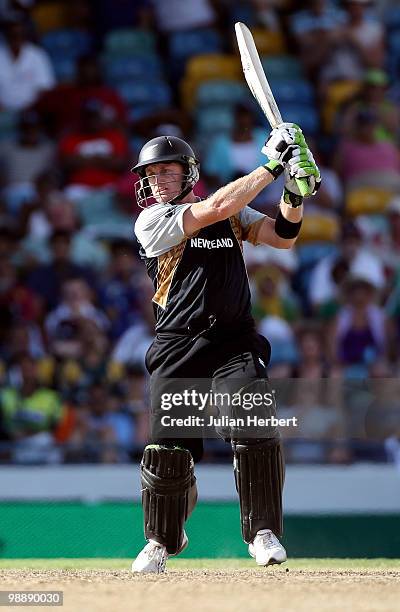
[235,22,308,197]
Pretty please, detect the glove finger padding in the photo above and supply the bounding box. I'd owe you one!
[284,168,321,197]
[287,147,315,167]
[291,162,320,179]
[262,124,306,164]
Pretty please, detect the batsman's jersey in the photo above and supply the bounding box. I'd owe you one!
[134,202,265,335]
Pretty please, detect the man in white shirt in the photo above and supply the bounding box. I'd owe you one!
[0,19,55,111]
[149,0,216,32]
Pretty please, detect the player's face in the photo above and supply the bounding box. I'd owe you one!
[145,162,184,203]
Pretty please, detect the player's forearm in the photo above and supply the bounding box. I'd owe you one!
[256,194,303,250]
[203,166,273,220]
[279,195,303,223]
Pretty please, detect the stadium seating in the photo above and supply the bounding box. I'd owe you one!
[115,80,172,108]
[181,54,242,110]
[297,242,339,269]
[295,242,339,302]
[261,55,304,80]
[278,103,319,135]
[185,54,242,81]
[269,79,314,106]
[346,187,394,217]
[385,6,400,31]
[75,191,117,226]
[195,80,248,108]
[251,28,286,56]
[196,107,234,136]
[388,33,400,80]
[103,55,162,85]
[41,29,93,60]
[229,2,257,26]
[32,2,68,34]
[322,80,362,132]
[296,214,340,245]
[0,111,17,141]
[104,29,157,56]
[51,57,77,82]
[169,28,222,63]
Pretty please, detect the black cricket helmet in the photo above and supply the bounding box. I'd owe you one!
[131,136,200,208]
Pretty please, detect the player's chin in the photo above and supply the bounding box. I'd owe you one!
[157,191,180,203]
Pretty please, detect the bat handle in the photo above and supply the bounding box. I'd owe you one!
[296,177,309,198]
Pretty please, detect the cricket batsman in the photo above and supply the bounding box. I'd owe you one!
[131,123,320,573]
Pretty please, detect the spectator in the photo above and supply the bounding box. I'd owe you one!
[333,109,400,189]
[279,379,347,464]
[20,173,79,242]
[258,315,298,375]
[308,220,385,317]
[339,69,400,144]
[57,321,111,402]
[27,229,97,310]
[36,55,128,137]
[341,0,385,70]
[303,140,343,212]
[0,255,41,322]
[45,277,109,359]
[0,18,55,111]
[0,0,35,23]
[122,364,149,450]
[291,323,340,378]
[1,321,45,364]
[59,99,129,197]
[363,196,400,279]
[99,239,142,339]
[94,0,152,37]
[0,111,54,213]
[385,263,400,363]
[252,264,300,323]
[19,177,110,271]
[112,286,155,368]
[149,0,217,33]
[328,275,388,369]
[289,0,347,79]
[251,0,282,30]
[69,383,134,462]
[203,104,265,187]
[0,353,62,463]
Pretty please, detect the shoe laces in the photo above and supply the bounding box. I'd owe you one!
[146,542,167,570]
[257,530,277,549]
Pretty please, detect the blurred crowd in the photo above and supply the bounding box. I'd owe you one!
[0,0,399,465]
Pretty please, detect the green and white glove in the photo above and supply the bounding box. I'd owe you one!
[262,122,307,179]
[283,145,321,206]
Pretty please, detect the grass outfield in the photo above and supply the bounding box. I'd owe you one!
[0,558,399,570]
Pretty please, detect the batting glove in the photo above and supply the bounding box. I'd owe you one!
[262,123,307,179]
[284,146,322,201]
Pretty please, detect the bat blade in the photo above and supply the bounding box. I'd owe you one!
[235,21,309,198]
[235,22,282,128]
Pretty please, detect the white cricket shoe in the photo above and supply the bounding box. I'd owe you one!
[131,531,188,574]
[248,529,287,566]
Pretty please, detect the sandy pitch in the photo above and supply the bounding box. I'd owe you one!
[1,568,399,612]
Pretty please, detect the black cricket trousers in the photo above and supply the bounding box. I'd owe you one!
[144,325,273,463]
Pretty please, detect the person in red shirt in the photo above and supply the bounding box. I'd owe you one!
[59,99,129,189]
[36,55,128,137]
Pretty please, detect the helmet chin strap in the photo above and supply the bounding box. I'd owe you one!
[170,183,192,204]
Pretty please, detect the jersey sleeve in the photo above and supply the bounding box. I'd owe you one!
[238,206,266,246]
[134,203,193,257]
